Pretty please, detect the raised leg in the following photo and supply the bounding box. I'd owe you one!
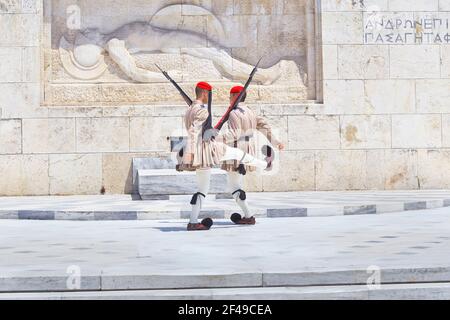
[220,145,268,171]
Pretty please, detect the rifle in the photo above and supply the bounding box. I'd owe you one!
[214,57,262,131]
[155,64,193,106]
[202,90,215,141]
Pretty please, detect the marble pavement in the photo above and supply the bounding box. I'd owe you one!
[1,207,450,299]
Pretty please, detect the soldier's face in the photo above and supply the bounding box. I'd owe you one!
[230,93,238,104]
[202,91,209,103]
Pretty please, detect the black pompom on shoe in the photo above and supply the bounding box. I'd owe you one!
[231,213,242,224]
[201,218,214,229]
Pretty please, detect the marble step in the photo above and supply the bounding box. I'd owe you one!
[138,168,228,200]
[1,267,450,294]
[132,157,177,194]
[2,282,450,300]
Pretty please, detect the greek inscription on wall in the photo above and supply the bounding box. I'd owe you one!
[364,12,450,44]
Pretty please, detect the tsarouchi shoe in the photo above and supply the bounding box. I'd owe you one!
[231,213,256,225]
[187,218,213,231]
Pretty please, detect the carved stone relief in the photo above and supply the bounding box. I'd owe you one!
[43,0,318,105]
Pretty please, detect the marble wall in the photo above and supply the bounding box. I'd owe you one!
[1,0,450,196]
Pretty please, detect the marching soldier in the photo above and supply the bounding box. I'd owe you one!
[220,86,285,225]
[179,82,273,231]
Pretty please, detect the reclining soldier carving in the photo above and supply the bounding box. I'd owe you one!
[59,4,288,84]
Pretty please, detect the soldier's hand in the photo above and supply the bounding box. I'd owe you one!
[277,143,285,151]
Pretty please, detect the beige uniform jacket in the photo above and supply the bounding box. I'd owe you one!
[178,101,226,171]
[220,103,281,173]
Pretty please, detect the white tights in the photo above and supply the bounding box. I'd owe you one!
[227,171,251,218]
[190,169,211,224]
[190,146,264,224]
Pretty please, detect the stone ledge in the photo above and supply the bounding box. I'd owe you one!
[0,197,450,221]
[3,282,450,300]
[2,267,450,293]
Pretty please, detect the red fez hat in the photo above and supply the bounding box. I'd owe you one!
[196,82,212,91]
[230,86,244,94]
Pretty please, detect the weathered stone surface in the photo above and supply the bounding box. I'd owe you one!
[76,118,129,152]
[322,0,388,11]
[130,117,183,152]
[22,46,40,82]
[132,157,176,189]
[0,275,101,293]
[233,0,284,15]
[138,168,227,196]
[102,153,162,194]
[49,154,102,195]
[416,80,450,113]
[443,115,450,147]
[47,107,103,118]
[344,205,376,215]
[389,0,438,11]
[0,155,49,196]
[258,84,308,103]
[440,0,450,10]
[23,118,76,154]
[262,151,315,191]
[322,12,363,44]
[315,150,367,190]
[101,273,262,291]
[366,149,419,190]
[0,47,22,82]
[21,0,38,13]
[404,201,427,211]
[0,14,39,46]
[48,85,103,106]
[322,45,338,80]
[0,0,21,13]
[242,172,263,192]
[390,46,440,79]
[283,0,306,14]
[364,80,415,114]
[392,115,442,148]
[341,115,391,149]
[0,120,21,154]
[288,115,340,150]
[338,45,389,79]
[323,80,365,114]
[418,150,450,189]
[260,115,288,148]
[0,83,44,119]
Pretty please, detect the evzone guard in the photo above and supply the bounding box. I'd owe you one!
[157,62,274,231]
[178,82,273,231]
[220,85,284,226]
